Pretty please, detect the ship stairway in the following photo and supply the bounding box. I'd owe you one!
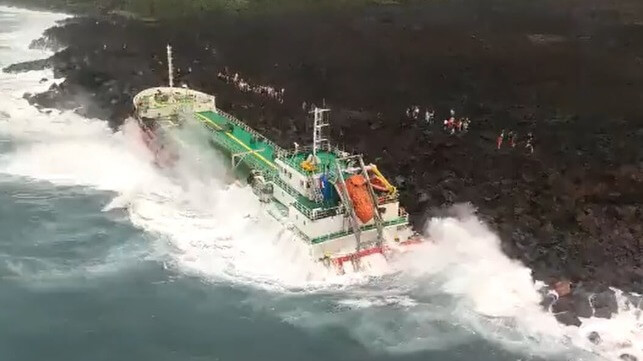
[231,148,265,169]
[309,174,324,203]
[332,159,362,255]
[356,155,384,248]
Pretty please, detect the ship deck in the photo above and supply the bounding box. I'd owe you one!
[195,110,278,172]
[192,109,410,245]
[194,110,339,215]
[195,111,340,175]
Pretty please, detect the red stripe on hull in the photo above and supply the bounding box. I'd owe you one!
[329,236,426,271]
[137,123,178,168]
[332,245,384,267]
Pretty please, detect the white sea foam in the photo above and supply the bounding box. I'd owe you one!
[316,206,641,360]
[0,5,639,361]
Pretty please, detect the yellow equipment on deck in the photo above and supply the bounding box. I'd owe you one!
[300,160,316,172]
[370,165,397,195]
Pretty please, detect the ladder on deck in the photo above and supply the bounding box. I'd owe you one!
[356,155,384,247]
[333,159,362,253]
[231,148,265,169]
[333,155,385,253]
[309,174,324,203]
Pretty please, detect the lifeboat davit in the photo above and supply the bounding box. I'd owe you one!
[345,174,375,223]
[370,176,388,192]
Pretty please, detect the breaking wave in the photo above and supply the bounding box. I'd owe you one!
[0,5,639,361]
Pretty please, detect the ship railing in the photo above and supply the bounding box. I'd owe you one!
[209,129,274,172]
[310,217,408,244]
[268,173,344,220]
[269,175,301,198]
[278,148,348,176]
[279,156,311,174]
[311,205,343,219]
[292,199,343,221]
[216,110,286,154]
[280,144,350,159]
[311,229,352,244]
[137,95,210,110]
[289,226,312,244]
[207,122,342,221]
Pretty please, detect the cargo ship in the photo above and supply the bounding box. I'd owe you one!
[133,45,421,272]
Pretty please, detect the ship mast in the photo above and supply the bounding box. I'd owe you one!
[311,107,330,164]
[167,44,174,88]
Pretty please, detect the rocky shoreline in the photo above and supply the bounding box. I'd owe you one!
[3,1,642,330]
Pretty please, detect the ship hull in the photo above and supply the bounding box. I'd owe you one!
[135,117,178,168]
[135,115,422,270]
[132,86,423,273]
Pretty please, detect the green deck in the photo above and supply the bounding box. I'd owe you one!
[196,110,340,175]
[194,110,339,216]
[284,151,338,174]
[191,109,409,245]
[196,110,278,171]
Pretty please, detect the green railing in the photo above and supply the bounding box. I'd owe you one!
[207,125,275,173]
[216,110,286,155]
[208,129,337,219]
[268,174,341,220]
[310,216,408,244]
[280,155,311,175]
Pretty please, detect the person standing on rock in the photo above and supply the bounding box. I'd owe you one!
[413,105,420,120]
[525,132,534,154]
[509,131,517,148]
[462,117,470,132]
[445,110,456,134]
[425,109,434,125]
[497,129,505,149]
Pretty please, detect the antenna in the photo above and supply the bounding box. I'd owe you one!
[167,44,174,88]
[310,107,331,163]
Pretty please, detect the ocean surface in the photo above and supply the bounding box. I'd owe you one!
[0,6,640,361]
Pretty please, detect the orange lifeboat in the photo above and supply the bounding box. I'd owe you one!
[345,174,375,223]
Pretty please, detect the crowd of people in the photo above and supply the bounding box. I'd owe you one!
[443,109,470,134]
[404,106,534,153]
[217,68,285,103]
[405,105,436,124]
[404,106,470,134]
[497,129,534,153]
